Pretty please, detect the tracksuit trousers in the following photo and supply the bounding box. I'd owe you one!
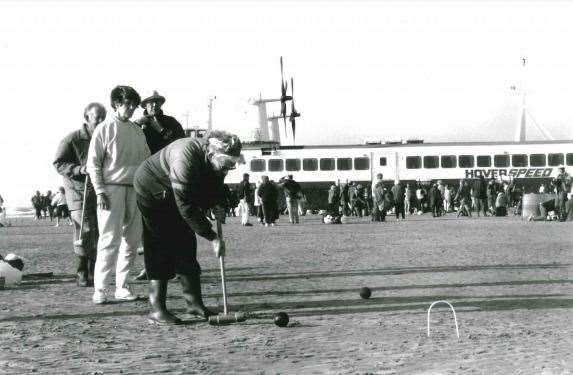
[93,185,142,291]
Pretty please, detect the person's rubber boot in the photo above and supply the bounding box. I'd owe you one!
[147,280,181,325]
[76,256,89,287]
[179,273,215,319]
[87,256,96,287]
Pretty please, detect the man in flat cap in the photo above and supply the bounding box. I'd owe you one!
[136,90,186,155]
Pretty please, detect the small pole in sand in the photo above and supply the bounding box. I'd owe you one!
[427,300,460,339]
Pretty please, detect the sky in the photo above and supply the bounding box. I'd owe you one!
[1,0,572,208]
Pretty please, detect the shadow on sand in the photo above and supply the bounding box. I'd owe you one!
[1,292,571,324]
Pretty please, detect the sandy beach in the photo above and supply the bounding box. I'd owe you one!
[0,214,571,374]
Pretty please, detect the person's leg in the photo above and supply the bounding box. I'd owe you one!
[93,185,125,302]
[115,186,141,297]
[70,209,89,286]
[287,197,298,223]
[240,199,249,225]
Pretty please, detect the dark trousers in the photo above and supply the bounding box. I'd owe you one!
[395,202,405,219]
[137,196,201,280]
[262,201,277,224]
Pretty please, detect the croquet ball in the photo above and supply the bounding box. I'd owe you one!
[274,312,289,327]
[359,287,372,299]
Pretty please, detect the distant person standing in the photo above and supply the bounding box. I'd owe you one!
[54,102,106,287]
[552,165,571,221]
[279,174,302,224]
[236,173,254,226]
[443,184,452,213]
[391,180,405,221]
[51,187,73,227]
[87,86,151,304]
[328,182,340,216]
[472,175,488,217]
[31,191,43,220]
[258,175,279,226]
[44,190,55,221]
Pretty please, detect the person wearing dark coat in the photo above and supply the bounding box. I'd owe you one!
[428,183,442,217]
[134,131,242,325]
[279,175,302,224]
[134,91,186,155]
[391,180,405,220]
[53,102,106,287]
[31,191,43,220]
[471,175,489,217]
[258,175,279,226]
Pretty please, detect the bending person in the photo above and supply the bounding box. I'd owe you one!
[133,130,242,325]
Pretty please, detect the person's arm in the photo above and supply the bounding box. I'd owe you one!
[53,134,84,179]
[86,126,107,195]
[170,153,217,241]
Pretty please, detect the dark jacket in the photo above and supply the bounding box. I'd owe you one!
[134,138,226,241]
[53,124,95,211]
[258,181,279,203]
[472,178,488,199]
[391,183,405,203]
[237,180,254,203]
[135,110,186,154]
[280,178,302,199]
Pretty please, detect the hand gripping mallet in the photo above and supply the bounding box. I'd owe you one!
[208,218,247,325]
[73,176,89,247]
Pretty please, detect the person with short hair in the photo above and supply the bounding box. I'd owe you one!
[87,86,151,304]
[134,130,242,324]
[54,102,106,286]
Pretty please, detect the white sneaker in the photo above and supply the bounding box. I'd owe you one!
[92,289,107,304]
[115,287,138,301]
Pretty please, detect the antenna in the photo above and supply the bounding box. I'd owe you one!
[182,111,191,132]
[207,96,216,131]
[511,57,553,142]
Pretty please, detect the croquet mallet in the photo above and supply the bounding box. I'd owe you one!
[73,176,89,247]
[208,218,247,325]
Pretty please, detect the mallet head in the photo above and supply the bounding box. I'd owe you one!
[208,312,247,326]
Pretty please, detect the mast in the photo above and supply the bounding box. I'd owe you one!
[514,57,527,142]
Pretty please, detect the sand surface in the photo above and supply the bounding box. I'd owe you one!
[0,214,572,374]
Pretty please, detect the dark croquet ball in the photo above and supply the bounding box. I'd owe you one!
[274,312,289,327]
[359,287,372,299]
